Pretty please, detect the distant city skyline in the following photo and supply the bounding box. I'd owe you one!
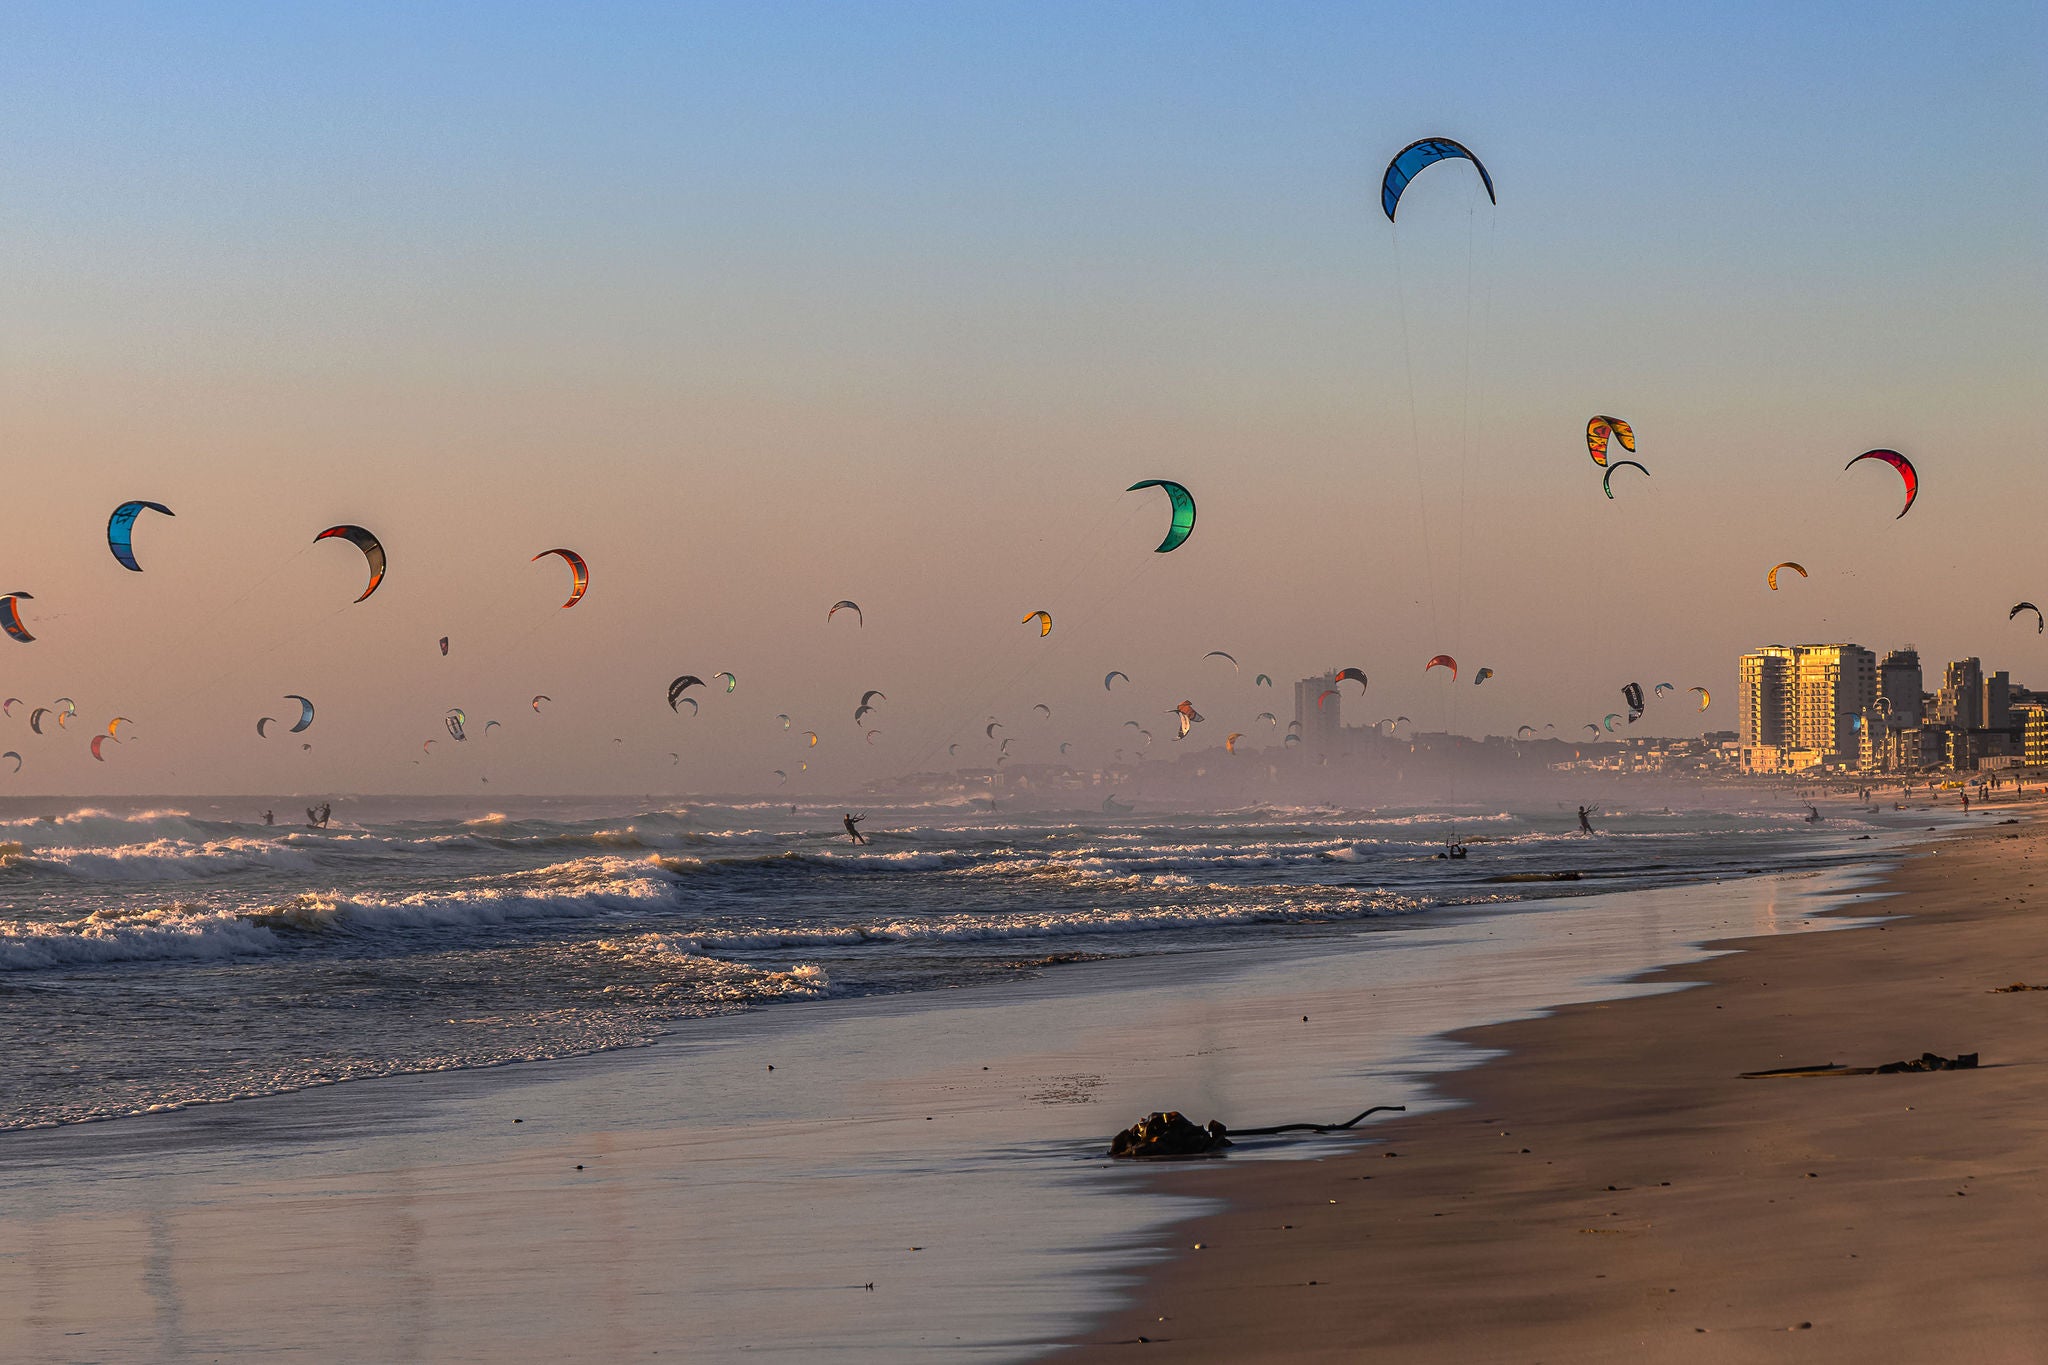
[1741,640,2042,775]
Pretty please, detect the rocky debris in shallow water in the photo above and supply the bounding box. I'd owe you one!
[1107,1110,1232,1158]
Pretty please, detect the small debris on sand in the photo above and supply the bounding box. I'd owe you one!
[1109,1111,1232,1158]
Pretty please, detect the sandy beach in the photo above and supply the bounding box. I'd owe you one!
[1073,808,2048,1361]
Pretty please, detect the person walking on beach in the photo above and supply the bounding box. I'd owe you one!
[1961,790,1971,814]
[1577,805,1596,835]
[843,812,867,845]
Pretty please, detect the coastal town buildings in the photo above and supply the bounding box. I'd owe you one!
[1742,643,2034,776]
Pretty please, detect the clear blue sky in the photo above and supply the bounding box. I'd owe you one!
[0,2,2041,791]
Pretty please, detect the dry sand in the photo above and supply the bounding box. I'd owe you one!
[1072,810,2048,1362]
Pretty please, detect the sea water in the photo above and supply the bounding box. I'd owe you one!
[0,793,1910,1132]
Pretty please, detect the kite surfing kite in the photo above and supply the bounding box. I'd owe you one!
[668,676,704,711]
[0,594,34,644]
[1334,667,1368,692]
[532,695,551,712]
[1021,610,1053,637]
[1381,137,1494,221]
[1691,686,1711,711]
[1517,725,1536,740]
[1171,701,1203,738]
[1426,655,1458,682]
[446,713,467,742]
[256,717,274,737]
[673,697,698,716]
[1602,461,1649,498]
[1,752,17,773]
[315,526,385,602]
[439,636,450,656]
[106,501,174,572]
[853,704,874,724]
[1225,732,1243,754]
[284,695,315,733]
[716,672,738,693]
[1204,651,1239,669]
[1585,724,1603,738]
[828,600,863,626]
[90,735,113,762]
[1033,703,1052,718]
[484,720,501,734]
[1255,711,1277,726]
[1602,713,1622,731]
[1623,682,1646,723]
[2013,602,2044,634]
[29,708,48,734]
[1254,674,1272,687]
[107,717,131,738]
[532,549,589,608]
[1127,480,1196,553]
[1768,562,1808,591]
[860,690,885,707]
[1585,417,1635,468]
[1844,449,1918,519]
[986,722,1002,739]
[1316,689,1339,710]
[0,699,16,716]
[803,731,819,747]
[1474,667,1494,686]
[1655,682,1675,697]
[1104,671,1129,691]
[776,713,790,729]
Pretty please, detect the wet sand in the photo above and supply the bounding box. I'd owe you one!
[1071,808,2048,1361]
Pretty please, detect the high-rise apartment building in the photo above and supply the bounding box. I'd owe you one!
[1738,647,1797,770]
[1293,672,1340,749]
[1738,643,1874,771]
[1933,658,1984,730]
[1984,670,2011,731]
[1878,648,1923,726]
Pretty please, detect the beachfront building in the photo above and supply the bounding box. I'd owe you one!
[1984,670,2011,731]
[1293,672,1341,750]
[1739,643,1875,772]
[1878,648,1923,726]
[1931,658,1984,729]
[2017,704,2048,768]
[1738,646,1797,771]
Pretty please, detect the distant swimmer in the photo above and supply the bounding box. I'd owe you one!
[843,813,867,845]
[1577,805,1596,835]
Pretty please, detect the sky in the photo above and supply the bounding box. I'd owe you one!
[0,0,2041,795]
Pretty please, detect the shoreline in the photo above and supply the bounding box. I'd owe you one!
[1067,808,2048,1360]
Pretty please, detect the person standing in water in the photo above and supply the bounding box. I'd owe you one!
[843,813,867,845]
[1577,805,1596,835]
[262,810,274,826]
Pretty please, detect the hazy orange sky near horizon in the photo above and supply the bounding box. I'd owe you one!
[0,1,2040,794]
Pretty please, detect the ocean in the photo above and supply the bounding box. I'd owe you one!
[1,791,1906,1133]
